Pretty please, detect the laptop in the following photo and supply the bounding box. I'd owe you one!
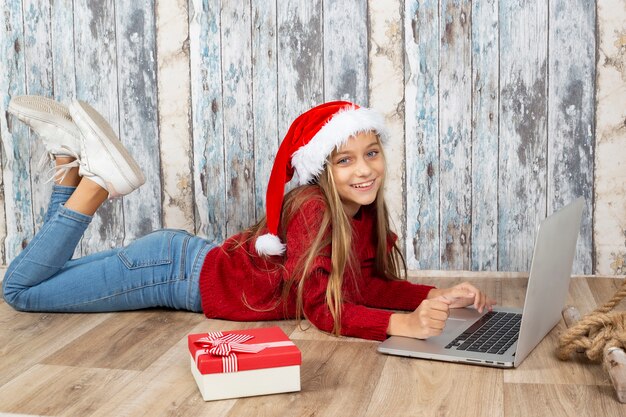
[378,197,584,368]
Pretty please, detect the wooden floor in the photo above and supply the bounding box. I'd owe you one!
[1,271,625,417]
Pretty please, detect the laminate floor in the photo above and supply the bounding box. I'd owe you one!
[1,271,625,417]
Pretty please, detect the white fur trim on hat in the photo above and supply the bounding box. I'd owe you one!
[290,106,388,185]
[255,233,286,256]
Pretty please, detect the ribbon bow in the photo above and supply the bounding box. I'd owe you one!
[194,331,265,372]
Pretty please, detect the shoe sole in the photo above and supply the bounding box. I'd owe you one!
[70,100,146,196]
[8,96,81,145]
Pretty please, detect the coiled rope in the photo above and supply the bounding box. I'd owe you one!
[556,279,626,363]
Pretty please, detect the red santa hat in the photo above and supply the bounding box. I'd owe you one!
[255,100,388,256]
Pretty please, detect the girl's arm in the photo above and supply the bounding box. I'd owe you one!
[301,272,495,341]
[387,283,497,339]
[302,270,398,341]
[427,282,496,311]
[359,276,495,313]
[355,274,435,311]
[387,297,451,339]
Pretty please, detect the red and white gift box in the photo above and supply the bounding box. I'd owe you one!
[188,326,302,401]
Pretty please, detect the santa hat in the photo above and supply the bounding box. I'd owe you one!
[255,100,388,256]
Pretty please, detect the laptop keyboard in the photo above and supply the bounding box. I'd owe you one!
[445,311,521,355]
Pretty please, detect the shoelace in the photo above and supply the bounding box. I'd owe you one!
[43,146,81,184]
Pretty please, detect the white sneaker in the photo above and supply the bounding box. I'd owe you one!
[7,95,81,157]
[69,100,146,198]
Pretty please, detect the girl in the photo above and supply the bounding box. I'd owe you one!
[2,97,494,341]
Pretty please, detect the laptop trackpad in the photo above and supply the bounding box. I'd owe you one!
[449,307,484,321]
[418,308,486,346]
[446,308,484,332]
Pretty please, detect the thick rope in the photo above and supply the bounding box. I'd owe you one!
[556,279,626,363]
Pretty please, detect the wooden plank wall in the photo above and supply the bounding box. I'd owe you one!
[498,1,549,273]
[470,0,499,271]
[0,0,619,275]
[548,0,595,274]
[595,0,626,276]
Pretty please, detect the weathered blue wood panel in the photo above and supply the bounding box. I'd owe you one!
[116,1,162,243]
[0,0,32,262]
[222,1,255,236]
[498,0,548,272]
[548,0,595,275]
[470,0,499,271]
[439,0,472,269]
[252,0,279,219]
[323,0,368,105]
[23,0,53,235]
[189,0,226,242]
[51,0,76,102]
[277,1,323,139]
[404,0,440,269]
[73,0,124,253]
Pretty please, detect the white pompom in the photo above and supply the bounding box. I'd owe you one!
[255,233,286,256]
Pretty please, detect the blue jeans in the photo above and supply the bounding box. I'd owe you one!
[2,185,215,313]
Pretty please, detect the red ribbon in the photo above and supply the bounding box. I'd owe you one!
[194,331,265,373]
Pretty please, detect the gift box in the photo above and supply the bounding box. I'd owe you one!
[188,326,301,401]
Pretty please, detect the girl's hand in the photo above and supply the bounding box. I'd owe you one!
[428,282,496,313]
[387,297,451,339]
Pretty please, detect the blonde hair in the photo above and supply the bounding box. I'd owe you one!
[242,133,407,335]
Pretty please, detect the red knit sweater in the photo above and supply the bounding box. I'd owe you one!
[198,191,435,341]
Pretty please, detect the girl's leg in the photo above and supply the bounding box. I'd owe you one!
[4,228,213,313]
[3,203,93,310]
[3,95,149,312]
[43,156,81,223]
[64,177,109,216]
[3,170,197,313]
[3,172,107,309]
[43,184,76,224]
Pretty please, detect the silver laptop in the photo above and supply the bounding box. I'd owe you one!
[378,197,584,368]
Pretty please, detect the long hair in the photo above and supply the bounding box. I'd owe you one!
[243,134,407,335]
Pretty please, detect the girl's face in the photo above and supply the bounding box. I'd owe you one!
[329,131,385,217]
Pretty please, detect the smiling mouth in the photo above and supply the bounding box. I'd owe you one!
[351,179,375,189]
